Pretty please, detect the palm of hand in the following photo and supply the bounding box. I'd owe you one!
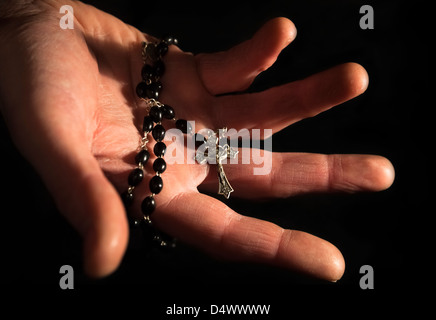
[0,1,394,281]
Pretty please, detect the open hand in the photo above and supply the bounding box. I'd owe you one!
[0,0,394,281]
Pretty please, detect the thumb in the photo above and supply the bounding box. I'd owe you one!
[23,134,129,278]
[195,17,296,95]
[0,12,128,277]
[60,156,129,278]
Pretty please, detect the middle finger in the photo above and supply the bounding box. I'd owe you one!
[212,63,368,137]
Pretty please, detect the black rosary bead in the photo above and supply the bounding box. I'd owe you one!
[145,82,161,100]
[135,149,150,166]
[162,34,178,46]
[141,195,156,216]
[141,64,155,80]
[128,168,144,186]
[161,104,175,119]
[149,175,163,194]
[175,119,192,134]
[153,157,167,174]
[149,106,163,123]
[136,81,148,99]
[153,141,167,157]
[143,116,154,133]
[156,41,168,57]
[152,124,166,142]
[154,60,165,77]
[153,81,163,92]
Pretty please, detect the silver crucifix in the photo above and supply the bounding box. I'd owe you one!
[195,128,238,199]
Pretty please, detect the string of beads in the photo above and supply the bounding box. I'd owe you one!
[121,35,191,250]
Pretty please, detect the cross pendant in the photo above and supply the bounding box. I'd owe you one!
[195,128,238,199]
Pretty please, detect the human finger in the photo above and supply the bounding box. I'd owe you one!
[155,191,345,281]
[213,63,369,136]
[195,17,296,95]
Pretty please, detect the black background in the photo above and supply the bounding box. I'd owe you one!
[0,0,429,313]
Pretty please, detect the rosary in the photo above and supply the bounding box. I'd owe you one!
[121,36,238,250]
